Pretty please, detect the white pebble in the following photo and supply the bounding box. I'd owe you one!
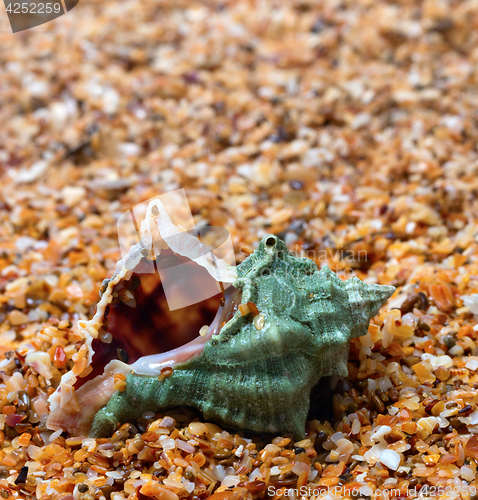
[249,468,261,481]
[82,438,96,452]
[336,438,354,455]
[351,419,361,435]
[25,351,52,379]
[469,411,478,425]
[308,470,318,481]
[383,478,398,487]
[162,438,176,450]
[185,482,195,493]
[365,441,387,463]
[253,314,265,330]
[270,466,281,476]
[106,471,123,480]
[461,465,475,481]
[111,494,126,500]
[460,294,478,315]
[87,468,98,479]
[465,359,478,371]
[437,416,450,428]
[385,362,400,374]
[27,444,42,460]
[264,444,281,453]
[379,449,400,470]
[15,236,37,253]
[48,429,63,443]
[401,313,417,328]
[371,425,391,442]
[449,345,464,356]
[221,475,241,487]
[378,377,393,392]
[61,186,86,207]
[421,353,435,362]
[430,355,453,369]
[360,485,374,497]
[213,465,226,481]
[330,431,344,444]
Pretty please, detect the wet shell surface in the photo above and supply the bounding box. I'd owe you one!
[47,203,394,439]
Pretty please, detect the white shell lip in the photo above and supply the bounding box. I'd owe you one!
[47,197,238,418]
[130,284,241,375]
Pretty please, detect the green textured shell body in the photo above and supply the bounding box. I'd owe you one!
[90,235,394,439]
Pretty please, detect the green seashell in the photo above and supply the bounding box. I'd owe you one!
[90,234,394,439]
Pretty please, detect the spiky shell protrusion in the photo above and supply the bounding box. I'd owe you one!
[90,235,395,439]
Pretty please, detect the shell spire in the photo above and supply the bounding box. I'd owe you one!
[344,276,396,339]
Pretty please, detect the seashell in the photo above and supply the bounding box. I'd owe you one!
[47,204,394,439]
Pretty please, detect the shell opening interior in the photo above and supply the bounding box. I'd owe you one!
[265,236,277,247]
[81,252,241,384]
